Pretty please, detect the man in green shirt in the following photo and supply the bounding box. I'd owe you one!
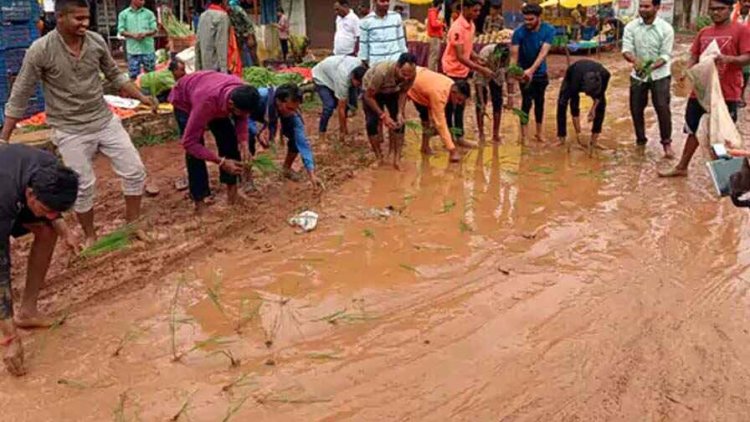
[118,0,158,80]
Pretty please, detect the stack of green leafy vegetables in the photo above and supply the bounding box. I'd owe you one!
[242,67,304,87]
[162,12,193,37]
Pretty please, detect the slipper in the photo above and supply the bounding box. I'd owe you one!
[145,182,160,197]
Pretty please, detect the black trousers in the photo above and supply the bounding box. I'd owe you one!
[445,76,468,135]
[629,76,672,145]
[557,78,608,138]
[174,109,241,202]
[363,92,404,136]
[521,74,549,125]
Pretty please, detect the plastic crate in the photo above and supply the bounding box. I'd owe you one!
[0,48,26,73]
[0,0,40,23]
[0,23,38,50]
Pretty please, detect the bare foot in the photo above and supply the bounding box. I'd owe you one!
[3,338,25,376]
[663,144,675,159]
[421,146,434,156]
[449,149,461,163]
[658,167,688,178]
[83,236,97,249]
[534,134,544,143]
[14,314,56,329]
[492,135,503,144]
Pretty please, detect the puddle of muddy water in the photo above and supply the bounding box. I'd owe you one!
[4,49,750,421]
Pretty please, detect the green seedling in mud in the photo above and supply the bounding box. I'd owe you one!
[36,310,70,355]
[459,220,472,233]
[532,166,555,175]
[439,199,456,214]
[113,392,128,422]
[234,296,260,334]
[449,127,464,138]
[404,194,416,206]
[404,120,422,135]
[634,58,656,83]
[222,372,255,393]
[507,64,524,78]
[399,263,421,276]
[174,336,235,362]
[511,108,530,125]
[222,395,250,422]
[112,324,153,357]
[206,271,226,316]
[211,349,241,368]
[312,308,375,325]
[363,228,375,239]
[80,225,135,258]
[57,377,114,390]
[169,277,197,361]
[308,351,342,360]
[170,391,196,422]
[244,153,279,176]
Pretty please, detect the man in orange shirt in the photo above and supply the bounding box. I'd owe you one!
[426,0,444,71]
[441,0,493,148]
[408,67,471,163]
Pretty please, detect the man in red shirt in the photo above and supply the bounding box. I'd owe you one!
[441,0,493,148]
[660,0,750,178]
[426,0,444,71]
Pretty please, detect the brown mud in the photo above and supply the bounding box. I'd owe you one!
[3,44,750,421]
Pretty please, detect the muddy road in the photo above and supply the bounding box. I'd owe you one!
[3,49,750,421]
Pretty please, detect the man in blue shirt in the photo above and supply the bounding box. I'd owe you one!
[250,84,323,191]
[510,3,555,143]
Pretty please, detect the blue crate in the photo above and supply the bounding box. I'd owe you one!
[0,48,27,73]
[0,0,40,23]
[0,23,38,50]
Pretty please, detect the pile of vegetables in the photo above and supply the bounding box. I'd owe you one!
[475,29,514,44]
[242,67,303,87]
[162,10,193,37]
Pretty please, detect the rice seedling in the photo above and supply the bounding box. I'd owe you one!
[112,326,147,357]
[307,351,342,360]
[206,270,226,316]
[312,308,375,325]
[174,336,235,362]
[507,64,524,78]
[234,296,260,334]
[511,108,530,125]
[221,372,255,393]
[439,199,456,214]
[211,349,241,368]
[362,228,375,238]
[450,127,464,138]
[245,153,279,176]
[399,263,421,276]
[80,225,135,258]
[57,378,90,389]
[459,220,472,233]
[221,395,250,422]
[169,391,195,422]
[532,166,555,175]
[113,392,128,422]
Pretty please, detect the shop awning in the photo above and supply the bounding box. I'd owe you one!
[398,0,434,4]
[542,0,613,8]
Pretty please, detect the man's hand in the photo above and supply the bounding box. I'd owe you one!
[632,59,644,71]
[220,159,244,175]
[240,143,251,162]
[309,172,325,192]
[715,55,736,66]
[522,68,535,82]
[63,231,82,256]
[257,128,270,148]
[383,114,397,130]
[396,114,405,129]
[140,95,158,112]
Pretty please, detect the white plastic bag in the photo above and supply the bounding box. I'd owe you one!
[175,47,196,74]
[289,211,318,232]
[686,40,744,150]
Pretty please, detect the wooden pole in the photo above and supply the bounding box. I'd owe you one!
[102,0,111,46]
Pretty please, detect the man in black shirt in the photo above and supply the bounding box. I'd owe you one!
[0,144,79,376]
[556,59,611,150]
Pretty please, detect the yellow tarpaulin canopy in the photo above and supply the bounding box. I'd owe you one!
[542,0,613,8]
[398,0,434,4]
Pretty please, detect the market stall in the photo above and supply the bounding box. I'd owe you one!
[540,0,619,56]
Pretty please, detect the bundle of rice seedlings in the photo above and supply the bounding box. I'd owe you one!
[80,225,135,258]
[245,153,279,175]
[511,108,530,125]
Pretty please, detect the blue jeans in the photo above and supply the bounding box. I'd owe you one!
[316,84,337,133]
[127,53,156,80]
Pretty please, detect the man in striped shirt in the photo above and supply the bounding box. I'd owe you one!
[358,0,407,66]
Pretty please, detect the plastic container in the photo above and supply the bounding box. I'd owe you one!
[0,0,40,23]
[0,22,38,50]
